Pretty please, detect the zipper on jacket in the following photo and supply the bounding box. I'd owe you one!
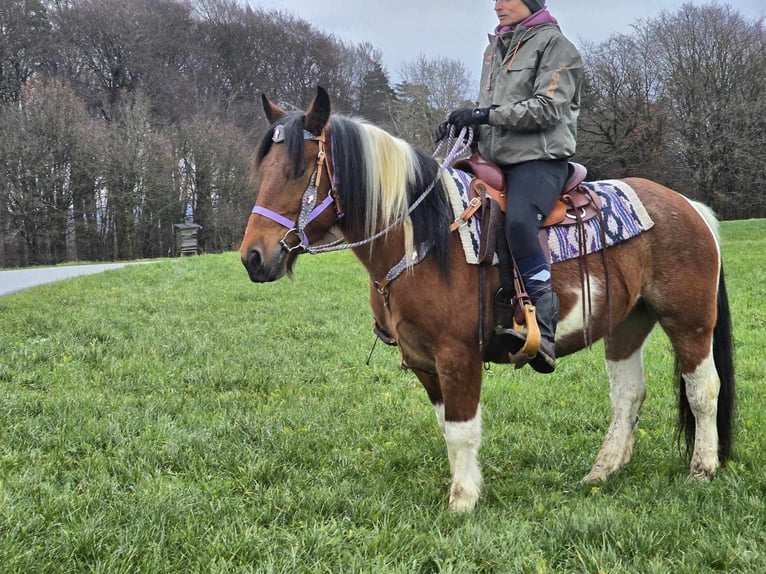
[486,27,535,91]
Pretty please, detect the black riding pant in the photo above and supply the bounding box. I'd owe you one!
[501,159,569,259]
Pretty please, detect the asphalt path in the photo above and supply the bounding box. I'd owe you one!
[0,263,150,296]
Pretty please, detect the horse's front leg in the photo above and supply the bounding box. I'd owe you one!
[413,354,483,512]
[411,369,451,471]
[437,355,484,512]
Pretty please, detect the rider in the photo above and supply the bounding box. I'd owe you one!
[436,0,583,373]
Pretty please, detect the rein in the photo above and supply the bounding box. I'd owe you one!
[250,123,473,255]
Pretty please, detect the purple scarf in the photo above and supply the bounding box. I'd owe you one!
[494,8,559,36]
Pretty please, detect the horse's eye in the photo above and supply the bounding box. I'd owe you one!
[293,165,311,181]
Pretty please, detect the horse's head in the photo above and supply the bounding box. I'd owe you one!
[240,86,341,282]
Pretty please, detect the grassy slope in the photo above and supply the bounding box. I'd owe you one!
[0,219,764,573]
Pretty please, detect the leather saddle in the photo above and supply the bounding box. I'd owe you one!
[451,155,604,365]
[451,154,601,229]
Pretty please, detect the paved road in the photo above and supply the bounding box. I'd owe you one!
[0,263,149,296]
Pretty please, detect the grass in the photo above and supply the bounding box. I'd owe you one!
[0,219,765,572]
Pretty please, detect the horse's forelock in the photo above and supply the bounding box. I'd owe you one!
[255,127,275,167]
[256,112,307,180]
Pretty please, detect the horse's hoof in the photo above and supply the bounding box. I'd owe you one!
[689,467,717,481]
[448,498,478,512]
[581,469,609,484]
[448,486,479,512]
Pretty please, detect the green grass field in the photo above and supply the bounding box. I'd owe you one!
[1,219,765,573]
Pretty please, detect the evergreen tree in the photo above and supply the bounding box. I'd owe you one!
[358,62,395,128]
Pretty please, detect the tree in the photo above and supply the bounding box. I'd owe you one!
[0,0,51,103]
[577,32,672,183]
[577,4,766,218]
[0,77,100,266]
[358,62,395,127]
[392,55,473,150]
[650,3,766,217]
[399,54,474,112]
[176,114,250,253]
[52,0,196,122]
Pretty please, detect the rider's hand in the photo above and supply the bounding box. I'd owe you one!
[447,107,490,130]
[434,120,451,143]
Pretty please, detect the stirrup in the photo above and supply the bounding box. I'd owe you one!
[506,302,541,368]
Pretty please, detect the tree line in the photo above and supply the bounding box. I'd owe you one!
[0,0,763,268]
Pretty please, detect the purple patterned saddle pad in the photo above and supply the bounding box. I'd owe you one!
[442,169,655,264]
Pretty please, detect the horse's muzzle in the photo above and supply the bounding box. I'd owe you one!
[241,247,285,283]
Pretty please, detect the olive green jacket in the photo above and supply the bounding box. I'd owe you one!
[476,23,583,166]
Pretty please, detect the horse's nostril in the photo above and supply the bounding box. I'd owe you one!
[249,250,261,270]
[243,249,261,273]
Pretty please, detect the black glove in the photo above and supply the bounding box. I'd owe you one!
[434,107,490,142]
[434,120,451,142]
[448,107,490,130]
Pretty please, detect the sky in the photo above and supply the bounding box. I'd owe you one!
[254,0,765,86]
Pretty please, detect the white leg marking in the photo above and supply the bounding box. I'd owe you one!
[443,405,482,512]
[556,282,602,341]
[584,346,646,483]
[684,352,720,479]
[433,402,446,433]
[433,403,453,474]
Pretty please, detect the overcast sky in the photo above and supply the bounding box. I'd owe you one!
[254,0,764,86]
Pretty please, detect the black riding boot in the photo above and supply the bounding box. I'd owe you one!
[530,291,559,374]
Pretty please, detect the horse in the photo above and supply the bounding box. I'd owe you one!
[240,86,735,512]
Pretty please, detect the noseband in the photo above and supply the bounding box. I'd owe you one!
[250,125,342,252]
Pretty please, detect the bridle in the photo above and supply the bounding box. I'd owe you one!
[251,122,473,255]
[250,125,342,253]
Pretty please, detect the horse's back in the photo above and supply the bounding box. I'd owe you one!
[621,177,720,265]
[554,177,721,356]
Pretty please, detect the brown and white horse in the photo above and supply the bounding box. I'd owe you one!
[240,87,735,511]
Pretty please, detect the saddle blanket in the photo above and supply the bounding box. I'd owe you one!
[442,167,655,265]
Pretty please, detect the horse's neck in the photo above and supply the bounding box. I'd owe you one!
[343,226,408,282]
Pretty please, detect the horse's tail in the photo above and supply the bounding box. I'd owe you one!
[677,202,736,463]
[713,267,736,461]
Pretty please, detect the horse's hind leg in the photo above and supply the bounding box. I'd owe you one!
[584,301,656,483]
[659,314,721,479]
[681,352,720,478]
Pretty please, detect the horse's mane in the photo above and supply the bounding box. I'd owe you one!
[257,112,452,273]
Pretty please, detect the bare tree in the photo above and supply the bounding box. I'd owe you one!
[0,77,100,266]
[399,54,474,111]
[52,0,196,122]
[176,114,250,253]
[0,0,51,103]
[650,3,766,216]
[392,55,473,150]
[577,4,766,218]
[577,31,673,183]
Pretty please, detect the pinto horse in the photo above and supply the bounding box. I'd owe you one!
[240,87,735,511]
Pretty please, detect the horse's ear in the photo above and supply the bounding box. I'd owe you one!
[262,93,286,124]
[304,86,331,136]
